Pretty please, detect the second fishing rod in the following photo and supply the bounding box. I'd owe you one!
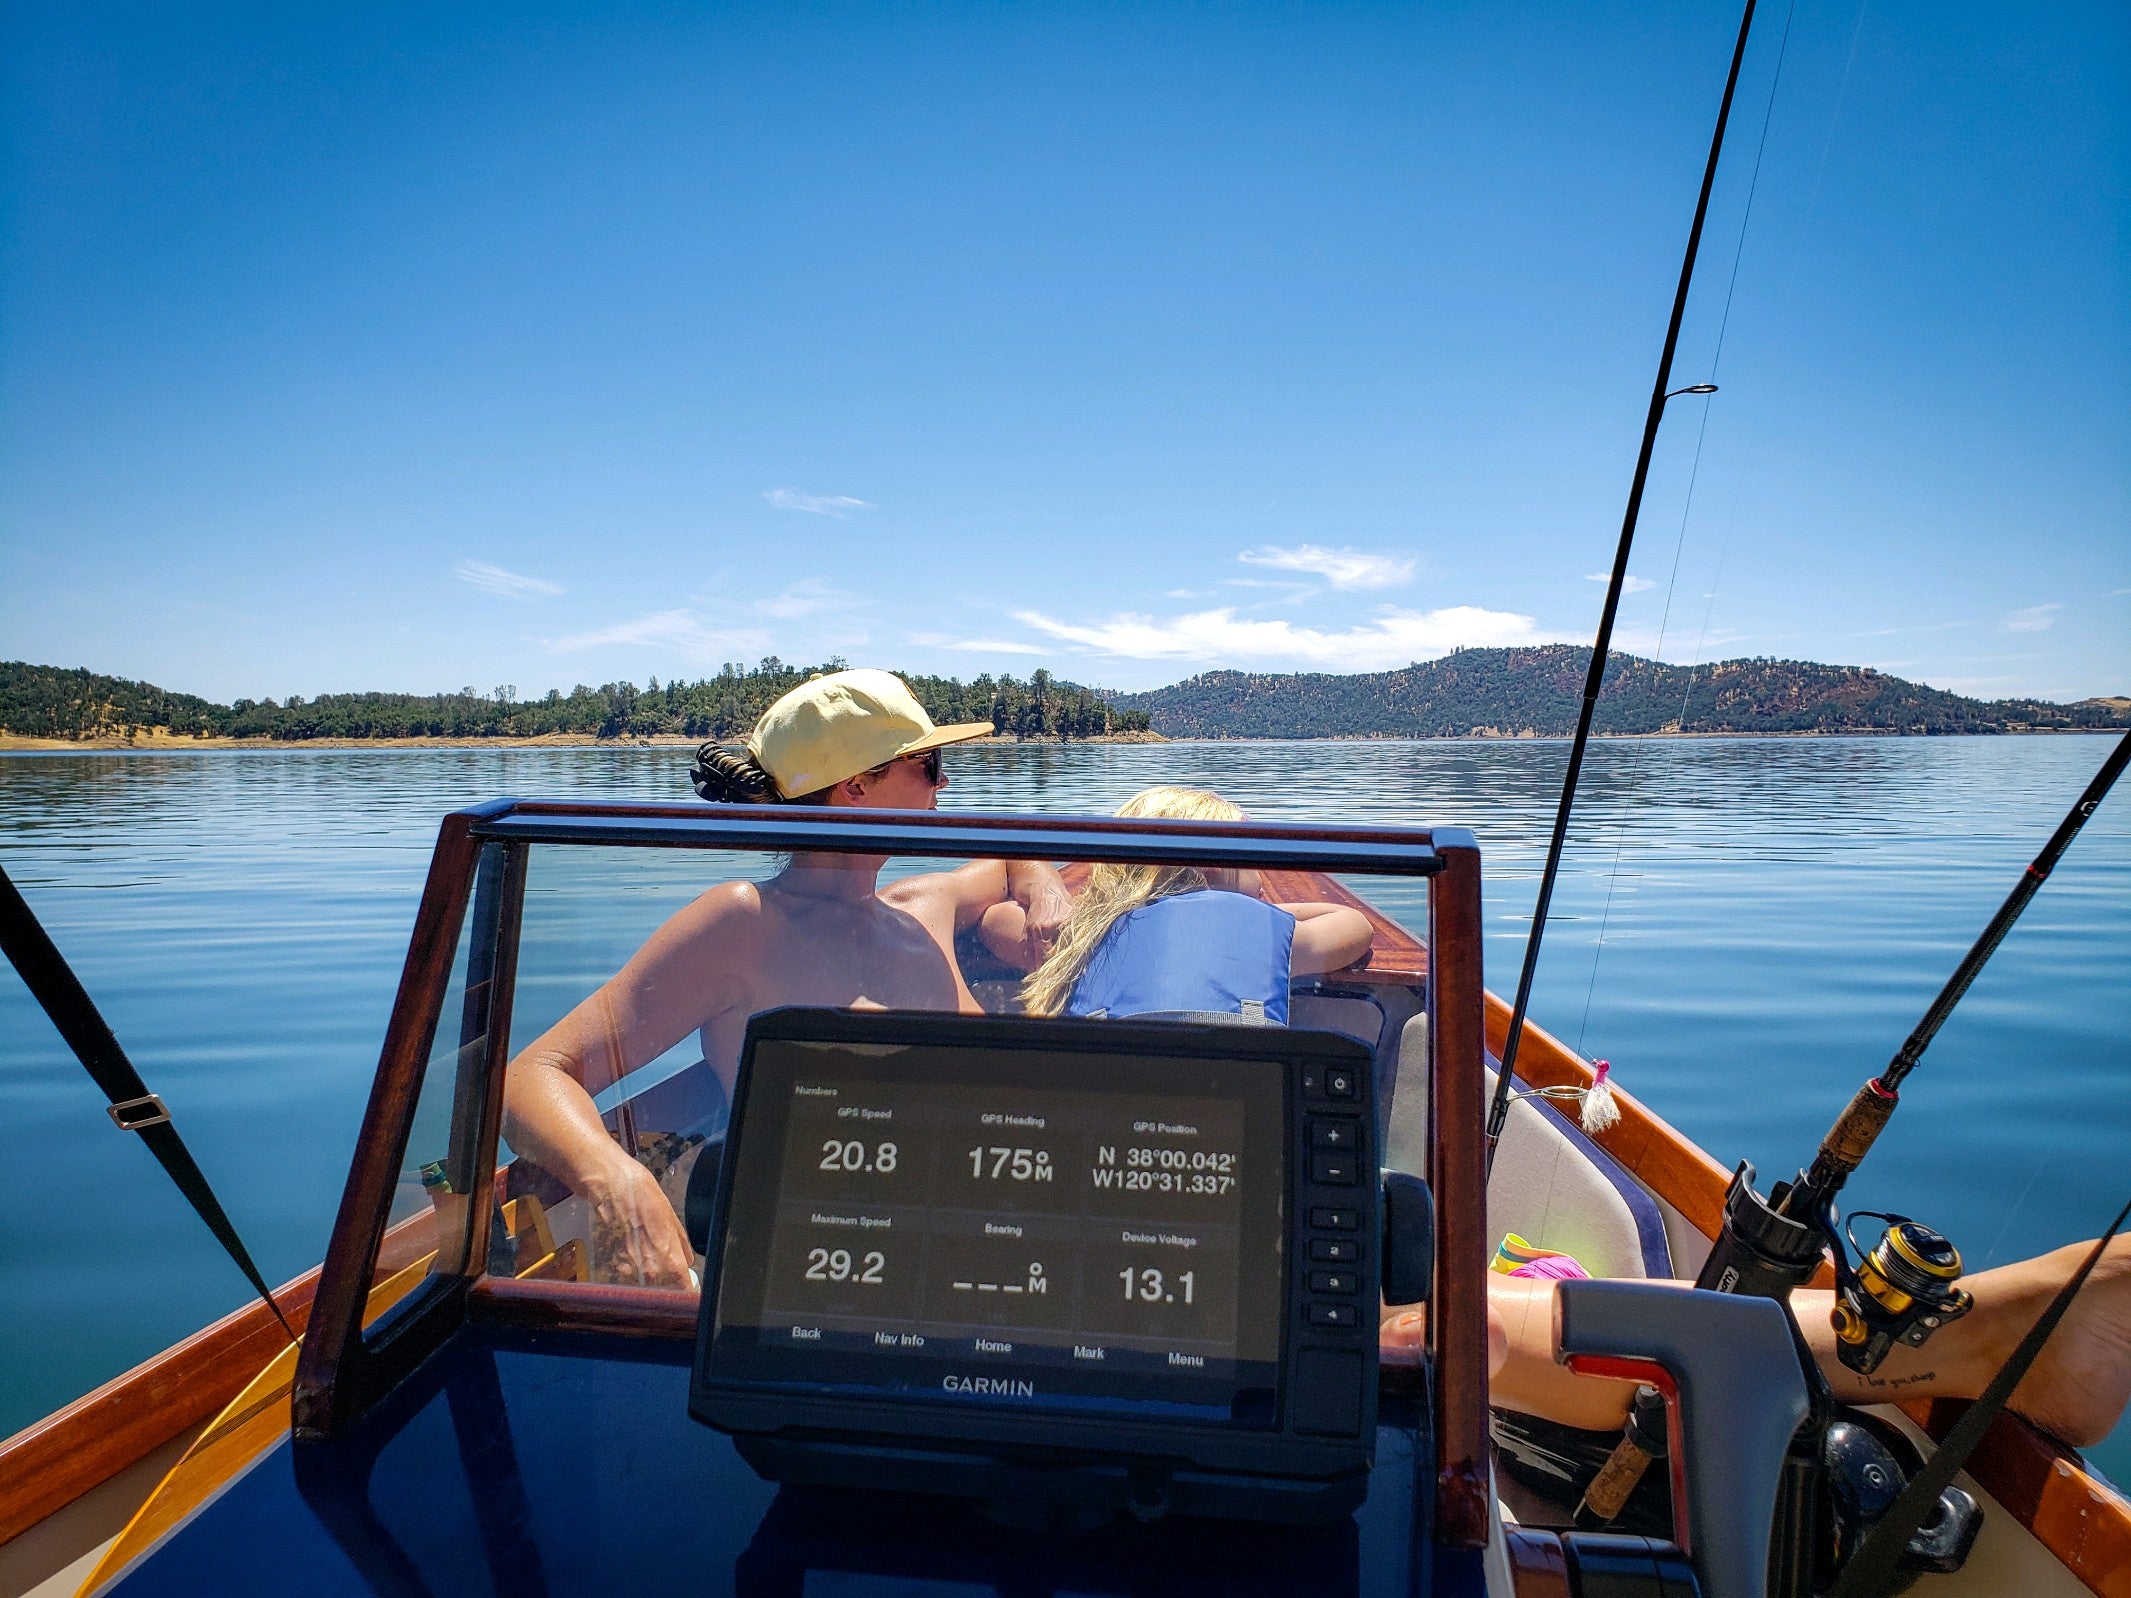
[1574,724,2131,1546]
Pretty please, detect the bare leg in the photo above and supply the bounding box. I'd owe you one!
[1379,1282,1638,1432]
[1483,1277,1644,1431]
[1380,1238,2131,1446]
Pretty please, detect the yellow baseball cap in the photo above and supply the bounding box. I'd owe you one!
[746,669,994,798]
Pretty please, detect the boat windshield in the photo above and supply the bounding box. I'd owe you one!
[367,823,1435,1313]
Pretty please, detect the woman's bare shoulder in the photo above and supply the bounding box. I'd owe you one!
[692,877,768,917]
[630,877,770,965]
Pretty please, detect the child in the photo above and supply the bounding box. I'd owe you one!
[1020,786,1373,1021]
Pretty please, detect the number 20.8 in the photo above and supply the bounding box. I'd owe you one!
[805,1248,885,1284]
[819,1140,897,1173]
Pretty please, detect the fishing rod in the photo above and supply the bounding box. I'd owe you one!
[0,861,297,1343]
[1576,725,2131,1537]
[1484,0,1755,1174]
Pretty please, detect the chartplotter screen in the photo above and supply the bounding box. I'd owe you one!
[705,1033,1288,1423]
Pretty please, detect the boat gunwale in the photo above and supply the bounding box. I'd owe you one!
[0,1269,319,1548]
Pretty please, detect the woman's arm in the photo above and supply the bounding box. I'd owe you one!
[1279,901,1374,975]
[501,881,763,1287]
[885,858,1073,971]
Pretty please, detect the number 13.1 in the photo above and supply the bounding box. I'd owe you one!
[1120,1267,1193,1304]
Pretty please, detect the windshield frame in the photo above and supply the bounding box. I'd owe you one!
[290,796,1490,1548]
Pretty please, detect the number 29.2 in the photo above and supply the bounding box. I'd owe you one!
[805,1247,886,1284]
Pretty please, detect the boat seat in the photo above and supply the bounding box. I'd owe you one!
[1290,990,1389,1051]
[1384,1015,1670,1280]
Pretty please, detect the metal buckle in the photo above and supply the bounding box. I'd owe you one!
[108,1093,171,1132]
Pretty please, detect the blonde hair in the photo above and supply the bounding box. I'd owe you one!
[1020,786,1245,1016]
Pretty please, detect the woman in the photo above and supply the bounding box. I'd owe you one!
[1020,785,1374,1020]
[502,668,1069,1287]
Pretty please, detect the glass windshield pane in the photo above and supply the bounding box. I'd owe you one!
[360,843,500,1340]
[485,836,1430,1295]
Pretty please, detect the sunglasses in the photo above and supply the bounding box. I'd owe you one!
[900,747,945,786]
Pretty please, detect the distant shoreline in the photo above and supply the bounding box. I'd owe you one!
[8,654,2120,747]
[0,729,1172,752]
[5,726,2122,753]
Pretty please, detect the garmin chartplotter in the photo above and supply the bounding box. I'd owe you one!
[690,1008,1429,1525]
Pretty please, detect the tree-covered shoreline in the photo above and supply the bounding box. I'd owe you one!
[0,660,1150,744]
[4,650,2124,747]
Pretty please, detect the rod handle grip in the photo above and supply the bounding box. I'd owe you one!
[1808,1079,1898,1188]
[1578,1434,1656,1524]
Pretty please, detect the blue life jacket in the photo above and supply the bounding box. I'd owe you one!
[1065,890,1296,1023]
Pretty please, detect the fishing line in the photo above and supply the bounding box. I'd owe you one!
[1633,1,2048,1271]
[1487,0,1767,1169]
[1677,0,1866,734]
[1573,0,1798,1053]
[1979,1121,2076,1269]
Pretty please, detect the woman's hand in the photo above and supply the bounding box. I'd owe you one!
[1009,862,1074,955]
[583,1155,697,1288]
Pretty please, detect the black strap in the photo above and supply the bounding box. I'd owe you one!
[0,861,297,1343]
[1823,1193,2131,1598]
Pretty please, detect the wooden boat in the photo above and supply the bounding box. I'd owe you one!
[1,797,2124,1598]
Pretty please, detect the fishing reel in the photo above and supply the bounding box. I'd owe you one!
[1825,1212,1972,1376]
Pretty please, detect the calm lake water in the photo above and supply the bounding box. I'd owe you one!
[2,737,2126,1477]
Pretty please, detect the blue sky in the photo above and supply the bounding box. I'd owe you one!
[2,2,2125,703]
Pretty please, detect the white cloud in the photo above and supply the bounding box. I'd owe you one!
[1237,544,1416,591]
[1012,603,1552,670]
[2005,603,2061,633]
[910,632,1050,656]
[763,488,876,518]
[1608,623,1665,657]
[1681,629,1747,659]
[1854,619,1975,639]
[455,560,563,599]
[1584,572,1655,595]
[757,579,863,620]
[549,609,769,663]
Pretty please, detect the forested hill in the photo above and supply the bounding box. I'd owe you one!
[0,660,1149,742]
[1111,648,2131,738]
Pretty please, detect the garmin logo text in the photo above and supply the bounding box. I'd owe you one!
[943,1374,1035,1398]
